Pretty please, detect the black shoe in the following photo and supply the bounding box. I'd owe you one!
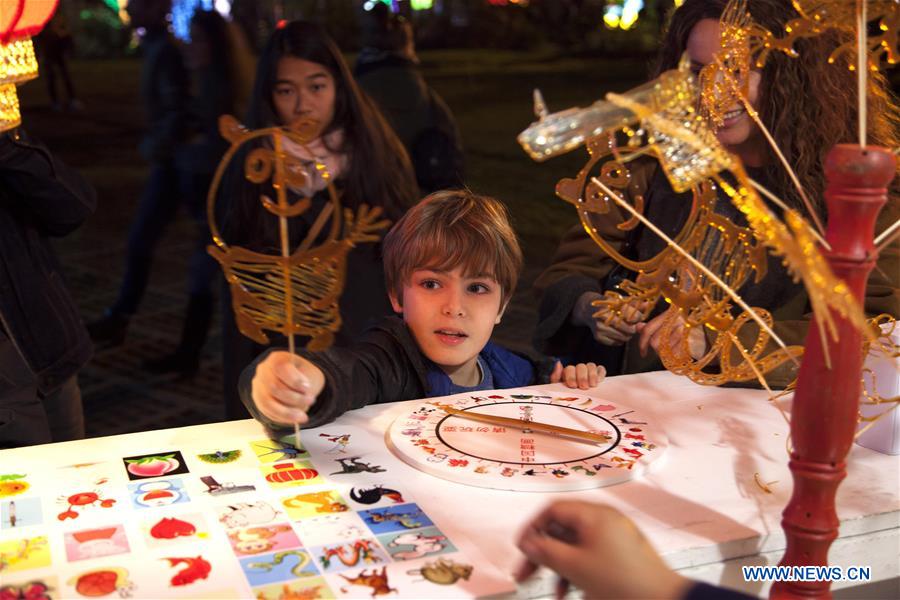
[87,311,129,345]
[143,351,200,378]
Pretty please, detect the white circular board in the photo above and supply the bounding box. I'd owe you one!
[386,390,667,492]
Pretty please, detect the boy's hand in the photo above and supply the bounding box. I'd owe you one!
[515,501,691,600]
[550,361,605,390]
[251,351,325,426]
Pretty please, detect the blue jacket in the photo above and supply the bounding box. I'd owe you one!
[240,316,557,432]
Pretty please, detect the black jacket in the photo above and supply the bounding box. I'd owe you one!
[138,27,189,162]
[0,129,96,394]
[240,316,557,434]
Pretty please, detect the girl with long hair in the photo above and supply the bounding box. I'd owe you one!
[219,21,419,418]
[533,0,899,387]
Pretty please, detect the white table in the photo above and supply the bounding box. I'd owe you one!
[2,371,897,598]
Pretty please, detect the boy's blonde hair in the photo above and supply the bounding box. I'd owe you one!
[383,190,523,306]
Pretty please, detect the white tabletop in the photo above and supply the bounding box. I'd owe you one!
[2,370,897,598]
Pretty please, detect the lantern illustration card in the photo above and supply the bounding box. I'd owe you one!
[123,451,190,481]
[1,497,41,529]
[260,461,324,489]
[64,525,130,561]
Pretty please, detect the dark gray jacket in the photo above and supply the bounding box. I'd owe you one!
[0,129,96,394]
[240,316,557,434]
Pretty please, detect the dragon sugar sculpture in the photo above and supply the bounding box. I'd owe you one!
[519,58,872,388]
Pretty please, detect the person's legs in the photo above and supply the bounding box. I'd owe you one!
[115,161,182,314]
[42,376,85,442]
[0,330,52,448]
[58,55,82,110]
[144,171,218,375]
[44,56,60,110]
[90,161,181,343]
[59,55,76,102]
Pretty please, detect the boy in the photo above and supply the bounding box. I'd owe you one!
[241,190,604,431]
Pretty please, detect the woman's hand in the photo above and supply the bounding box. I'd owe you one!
[515,500,692,600]
[250,351,325,426]
[572,292,645,346]
[636,308,708,360]
[550,361,606,389]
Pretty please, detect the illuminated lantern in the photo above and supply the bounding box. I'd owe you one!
[0,0,60,131]
[265,463,319,483]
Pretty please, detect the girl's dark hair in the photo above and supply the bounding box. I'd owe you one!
[245,20,418,221]
[656,0,900,214]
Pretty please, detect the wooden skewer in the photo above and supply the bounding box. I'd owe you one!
[441,406,612,446]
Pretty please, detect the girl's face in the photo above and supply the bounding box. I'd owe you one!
[687,18,764,162]
[272,57,336,130]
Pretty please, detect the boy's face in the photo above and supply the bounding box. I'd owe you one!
[390,266,506,383]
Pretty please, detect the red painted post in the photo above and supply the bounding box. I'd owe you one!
[770,145,896,599]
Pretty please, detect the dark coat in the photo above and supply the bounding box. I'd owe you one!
[138,27,189,162]
[355,53,464,192]
[0,129,96,394]
[240,316,558,433]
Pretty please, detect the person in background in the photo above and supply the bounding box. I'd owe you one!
[0,128,96,448]
[516,500,754,600]
[218,20,419,419]
[36,12,83,112]
[242,191,604,433]
[355,3,464,193]
[532,0,899,387]
[143,9,255,377]
[88,0,190,347]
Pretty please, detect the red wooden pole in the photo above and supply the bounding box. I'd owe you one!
[771,144,895,599]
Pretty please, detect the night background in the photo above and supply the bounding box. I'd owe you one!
[16,0,725,436]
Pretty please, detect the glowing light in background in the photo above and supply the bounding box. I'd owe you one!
[411,0,434,10]
[170,0,231,40]
[363,0,399,12]
[102,0,130,26]
[603,0,644,31]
